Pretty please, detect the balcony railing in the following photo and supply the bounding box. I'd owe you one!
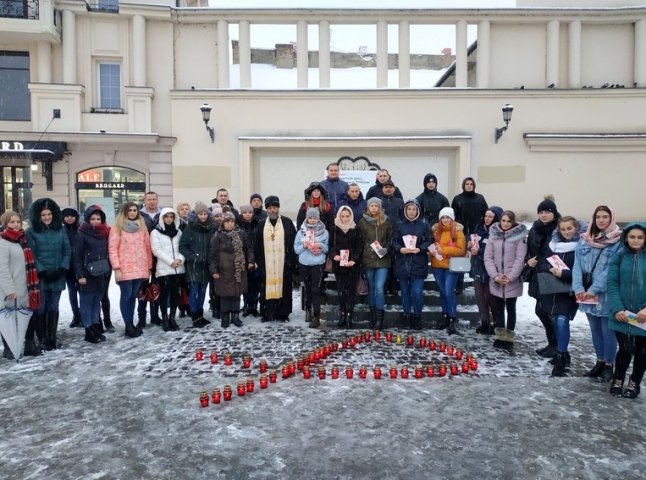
[0,0,39,19]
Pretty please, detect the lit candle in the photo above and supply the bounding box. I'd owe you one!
[259,359,268,373]
[242,355,252,369]
[323,345,331,357]
[281,365,290,379]
[195,349,204,362]
[429,339,436,351]
[447,344,454,357]
[349,337,356,348]
[419,337,427,349]
[373,366,382,379]
[470,360,478,371]
[289,361,296,376]
[396,334,402,345]
[406,335,414,347]
[210,352,218,364]
[318,366,326,380]
[359,365,368,379]
[401,366,409,379]
[237,382,246,396]
[346,365,354,379]
[427,365,436,378]
[303,365,312,379]
[415,364,424,379]
[331,342,339,353]
[212,388,221,404]
[355,333,363,344]
[259,375,269,389]
[389,365,398,379]
[439,341,446,353]
[331,365,339,379]
[455,349,463,361]
[450,362,459,376]
[439,363,447,377]
[269,370,277,384]
[374,330,381,342]
[341,338,348,349]
[224,352,232,366]
[385,331,393,342]
[364,331,371,343]
[461,362,470,374]
[246,378,255,393]
[223,385,232,401]
[308,352,316,364]
[297,358,304,371]
[199,391,209,408]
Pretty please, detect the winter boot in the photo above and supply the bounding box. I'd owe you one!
[374,310,385,331]
[493,327,505,349]
[347,311,354,329]
[597,365,614,383]
[192,309,211,329]
[34,313,48,351]
[400,313,411,330]
[135,315,146,332]
[551,352,567,377]
[92,324,106,342]
[305,308,312,324]
[84,327,100,344]
[501,329,515,350]
[584,361,606,378]
[102,315,115,334]
[309,312,321,329]
[475,322,490,335]
[550,351,571,368]
[610,376,625,396]
[369,307,376,329]
[411,314,422,331]
[337,311,347,329]
[161,312,171,332]
[69,312,82,329]
[221,312,231,329]
[23,338,42,356]
[2,337,15,360]
[124,323,142,338]
[622,376,642,399]
[446,316,459,336]
[231,312,243,328]
[178,306,187,319]
[168,308,180,331]
[45,312,61,350]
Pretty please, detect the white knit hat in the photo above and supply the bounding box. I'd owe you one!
[438,207,455,221]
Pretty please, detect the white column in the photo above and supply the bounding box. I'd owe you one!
[546,20,559,88]
[239,20,251,88]
[37,41,52,83]
[62,10,76,84]
[635,18,646,87]
[217,19,230,88]
[132,15,146,87]
[319,20,331,88]
[398,21,410,88]
[476,20,490,88]
[376,20,388,88]
[568,20,581,89]
[297,20,308,88]
[455,20,468,88]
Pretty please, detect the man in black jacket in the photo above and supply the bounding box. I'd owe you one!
[415,173,449,227]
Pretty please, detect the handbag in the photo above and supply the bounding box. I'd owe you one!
[356,276,369,296]
[537,272,572,295]
[86,258,111,277]
[324,257,334,273]
[449,256,471,273]
[582,250,602,290]
[138,279,161,302]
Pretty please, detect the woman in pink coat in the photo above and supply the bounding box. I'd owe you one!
[109,201,153,338]
[484,210,528,349]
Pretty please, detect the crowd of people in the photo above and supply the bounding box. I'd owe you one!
[1,163,645,399]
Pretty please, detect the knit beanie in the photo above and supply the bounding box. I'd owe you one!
[239,204,254,214]
[211,203,223,216]
[366,197,382,209]
[537,196,559,216]
[439,207,455,220]
[194,202,209,215]
[250,193,263,202]
[423,173,438,186]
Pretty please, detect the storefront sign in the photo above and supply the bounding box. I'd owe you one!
[77,171,102,182]
[75,182,146,190]
[0,141,24,151]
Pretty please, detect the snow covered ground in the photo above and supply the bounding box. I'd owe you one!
[1,280,645,479]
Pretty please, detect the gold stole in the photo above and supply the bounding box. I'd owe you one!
[263,218,285,299]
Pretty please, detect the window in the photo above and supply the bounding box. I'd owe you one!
[87,0,119,13]
[98,62,121,110]
[0,51,30,121]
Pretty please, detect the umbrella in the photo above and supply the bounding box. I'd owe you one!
[0,298,31,362]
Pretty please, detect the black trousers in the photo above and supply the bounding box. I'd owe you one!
[493,297,517,330]
[336,270,359,314]
[220,296,240,314]
[300,264,323,315]
[157,274,182,316]
[614,331,646,382]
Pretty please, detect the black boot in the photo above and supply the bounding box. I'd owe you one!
[597,365,614,383]
[102,315,115,334]
[400,313,410,330]
[2,337,15,360]
[84,327,100,344]
[475,322,490,335]
[337,311,346,329]
[192,309,211,328]
[347,311,354,329]
[92,324,106,342]
[23,338,42,356]
[411,314,422,330]
[231,312,243,328]
[446,316,459,335]
[584,360,606,378]
[369,307,376,329]
[178,306,187,318]
[34,313,48,351]
[124,323,142,338]
[69,313,82,329]
[374,310,385,330]
[622,376,642,399]
[538,345,557,359]
[551,352,567,377]
[135,315,146,332]
[168,308,179,331]
[221,312,230,329]
[610,376,624,396]
[46,311,60,350]
[161,312,170,332]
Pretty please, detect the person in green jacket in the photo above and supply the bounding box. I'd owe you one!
[607,222,646,398]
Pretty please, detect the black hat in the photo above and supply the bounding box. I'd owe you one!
[265,195,280,209]
[250,193,263,202]
[537,197,559,216]
[423,173,438,186]
[304,182,327,199]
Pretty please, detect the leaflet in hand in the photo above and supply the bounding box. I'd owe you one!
[547,255,569,270]
[576,295,599,305]
[625,310,646,331]
[304,229,315,244]
[402,235,417,250]
[370,240,386,258]
[470,233,479,245]
[340,249,350,266]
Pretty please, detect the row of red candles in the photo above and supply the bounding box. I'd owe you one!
[199,358,479,407]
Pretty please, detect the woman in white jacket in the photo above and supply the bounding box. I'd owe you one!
[151,207,185,332]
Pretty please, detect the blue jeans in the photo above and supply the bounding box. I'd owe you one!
[433,268,458,317]
[118,279,142,326]
[65,275,80,317]
[400,277,424,315]
[587,313,617,364]
[189,282,208,315]
[364,267,388,310]
[37,288,62,315]
[79,291,103,328]
[552,314,571,353]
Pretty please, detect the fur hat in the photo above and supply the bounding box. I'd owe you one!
[223,211,235,222]
[265,195,280,208]
[194,202,209,215]
[239,204,254,214]
[439,207,455,221]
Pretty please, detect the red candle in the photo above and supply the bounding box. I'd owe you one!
[269,370,277,383]
[406,335,414,347]
[297,358,304,371]
[427,365,436,378]
[447,345,454,357]
[359,365,368,379]
[199,392,209,407]
[450,362,459,376]
[223,385,232,401]
[308,352,316,364]
[385,331,393,342]
[246,378,255,393]
[242,355,252,369]
[439,364,447,377]
[331,366,339,379]
[318,366,326,380]
[439,341,446,353]
[419,337,427,349]
[259,375,269,389]
[355,334,363,344]
[429,339,436,351]
[303,355,311,366]
[212,388,221,404]
[345,366,354,379]
[470,360,478,371]
[331,342,339,352]
[259,359,268,373]
[323,345,331,357]
[224,353,232,366]
[237,382,246,396]
[349,337,356,348]
[374,366,382,379]
[414,365,424,379]
[210,352,218,364]
[195,349,204,362]
[389,366,398,379]
[364,331,371,343]
[341,338,348,349]
[455,349,463,361]
[401,366,409,379]
[462,362,470,374]
[281,365,290,379]
[374,330,381,342]
[303,365,311,379]
[289,362,296,376]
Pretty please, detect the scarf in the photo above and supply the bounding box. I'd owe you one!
[263,218,285,300]
[301,219,327,239]
[160,222,178,238]
[1,229,40,311]
[123,220,140,233]
[222,228,245,285]
[79,222,110,240]
[581,225,622,249]
[334,206,356,233]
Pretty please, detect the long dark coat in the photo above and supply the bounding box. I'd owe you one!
[178,213,216,284]
[72,207,111,294]
[209,227,254,297]
[330,225,363,277]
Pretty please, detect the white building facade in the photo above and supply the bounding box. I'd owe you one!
[1,0,645,220]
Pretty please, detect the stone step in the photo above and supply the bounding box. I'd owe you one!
[321,288,476,307]
[323,274,475,292]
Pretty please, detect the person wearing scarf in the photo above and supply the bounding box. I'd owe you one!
[536,216,586,375]
[73,205,112,344]
[209,212,254,328]
[330,205,363,329]
[572,205,623,382]
[108,201,153,338]
[238,204,261,317]
[357,197,393,330]
[296,182,334,232]
[0,211,41,358]
[294,208,329,329]
[62,206,82,329]
[151,207,185,332]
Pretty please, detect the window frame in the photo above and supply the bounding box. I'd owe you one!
[95,61,122,112]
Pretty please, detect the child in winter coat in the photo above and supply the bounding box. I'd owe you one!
[536,216,584,374]
[484,210,528,349]
[429,207,466,335]
[73,205,112,344]
[392,199,432,330]
[607,223,646,398]
[294,208,329,329]
[151,207,185,332]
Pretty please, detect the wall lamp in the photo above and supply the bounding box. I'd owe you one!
[200,103,215,143]
[494,104,514,143]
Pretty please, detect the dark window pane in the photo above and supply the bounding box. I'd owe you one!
[0,51,30,121]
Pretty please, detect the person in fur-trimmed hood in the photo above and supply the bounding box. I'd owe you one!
[26,197,71,351]
[484,210,527,350]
